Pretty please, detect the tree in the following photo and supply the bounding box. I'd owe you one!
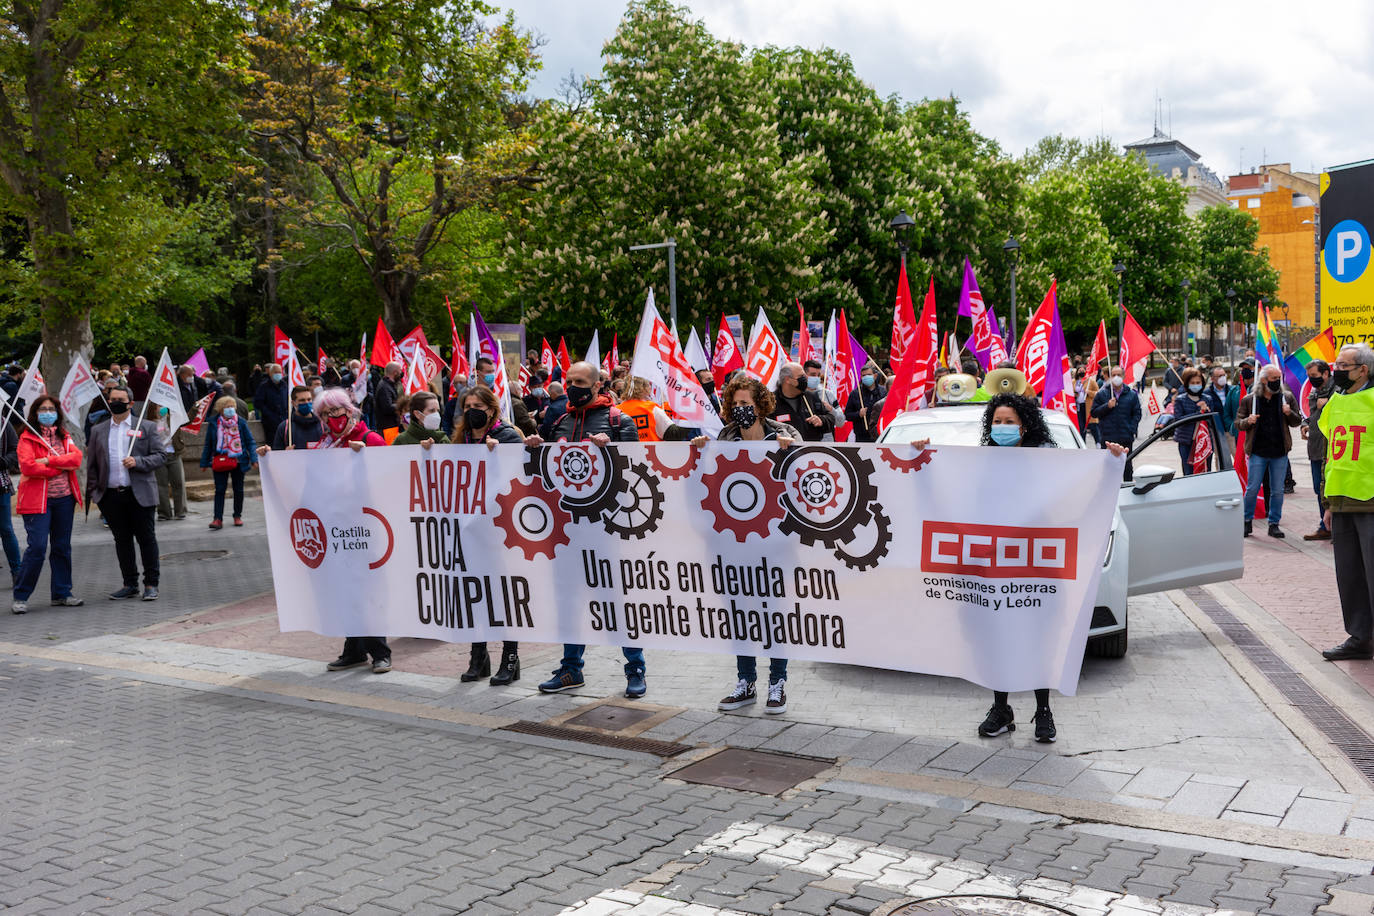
[1013,170,1114,331]
[1022,134,1116,183]
[242,0,538,337]
[507,0,830,341]
[1191,204,1280,342]
[0,0,242,390]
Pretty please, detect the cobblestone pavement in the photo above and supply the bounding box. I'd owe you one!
[4,658,1373,916]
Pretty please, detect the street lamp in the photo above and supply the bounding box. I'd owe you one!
[889,211,914,267]
[1180,278,1190,357]
[629,238,677,331]
[1003,237,1021,345]
[1225,288,1236,365]
[1113,262,1126,362]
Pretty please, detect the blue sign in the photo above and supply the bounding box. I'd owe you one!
[1325,218,1371,283]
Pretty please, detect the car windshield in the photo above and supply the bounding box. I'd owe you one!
[884,415,1082,449]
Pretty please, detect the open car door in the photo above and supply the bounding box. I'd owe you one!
[1118,413,1245,595]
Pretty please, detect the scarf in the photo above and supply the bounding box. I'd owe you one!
[216,416,242,455]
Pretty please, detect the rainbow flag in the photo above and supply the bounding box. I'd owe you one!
[1282,326,1338,399]
[1255,302,1283,369]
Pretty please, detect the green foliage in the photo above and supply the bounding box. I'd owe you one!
[1022,134,1117,183]
[1014,170,1114,330]
[1191,205,1281,324]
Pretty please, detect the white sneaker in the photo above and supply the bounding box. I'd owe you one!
[718,678,756,711]
[765,679,787,715]
[11,601,27,615]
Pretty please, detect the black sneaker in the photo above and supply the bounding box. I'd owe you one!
[1034,708,1057,743]
[108,586,139,600]
[326,656,369,671]
[1244,520,1253,537]
[1268,524,1285,539]
[718,679,757,711]
[978,704,1015,737]
[537,669,585,693]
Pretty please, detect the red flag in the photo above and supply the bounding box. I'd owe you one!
[1088,320,1109,377]
[518,362,532,392]
[316,347,328,371]
[796,299,811,365]
[180,393,216,435]
[1120,308,1157,385]
[1190,415,1214,473]
[1014,281,1059,396]
[444,296,469,380]
[833,310,857,442]
[540,339,555,376]
[399,326,443,381]
[371,317,403,368]
[1233,377,1264,517]
[712,314,744,386]
[610,333,620,369]
[272,326,293,366]
[890,261,916,364]
[602,348,614,377]
[878,276,939,434]
[556,338,571,375]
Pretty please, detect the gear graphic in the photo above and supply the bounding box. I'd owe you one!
[792,460,843,515]
[878,445,936,473]
[832,506,892,570]
[600,463,666,539]
[644,443,700,480]
[494,477,572,560]
[770,446,878,548]
[524,442,629,522]
[700,450,787,542]
[551,444,599,491]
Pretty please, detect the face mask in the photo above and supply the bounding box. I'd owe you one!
[1309,375,1325,389]
[327,414,349,433]
[1111,376,1123,388]
[566,384,594,408]
[312,386,323,397]
[483,373,496,386]
[464,407,490,429]
[222,408,236,420]
[990,425,1022,447]
[1187,383,1202,394]
[731,404,757,427]
[271,373,283,383]
[806,376,820,391]
[700,379,715,394]
[37,411,57,427]
[1266,379,1281,393]
[296,402,313,416]
[421,411,441,431]
[1215,380,1227,389]
[1241,368,1254,382]
[1334,369,1357,390]
[109,401,129,415]
[861,375,875,388]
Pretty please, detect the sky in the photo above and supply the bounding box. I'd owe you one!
[496,0,1374,178]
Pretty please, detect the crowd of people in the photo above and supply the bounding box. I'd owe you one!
[3,337,1370,742]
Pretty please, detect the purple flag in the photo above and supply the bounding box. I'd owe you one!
[848,333,869,375]
[471,308,500,363]
[184,347,211,377]
[1042,290,1074,425]
[957,259,996,371]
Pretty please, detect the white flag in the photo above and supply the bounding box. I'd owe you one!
[16,343,45,406]
[823,310,839,404]
[492,340,514,424]
[630,289,722,434]
[58,356,102,420]
[743,307,784,389]
[147,347,189,431]
[585,330,600,371]
[684,326,709,374]
[285,340,306,388]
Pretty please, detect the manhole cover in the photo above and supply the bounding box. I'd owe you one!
[564,705,656,731]
[160,549,230,565]
[671,747,832,795]
[886,896,1074,915]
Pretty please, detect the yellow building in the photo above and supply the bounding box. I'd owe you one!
[1226,164,1319,331]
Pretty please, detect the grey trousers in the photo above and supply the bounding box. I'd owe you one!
[1334,512,1374,642]
[155,454,186,519]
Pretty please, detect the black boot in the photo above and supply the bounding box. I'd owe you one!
[490,643,520,686]
[460,643,491,682]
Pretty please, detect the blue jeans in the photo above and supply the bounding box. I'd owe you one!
[13,494,75,601]
[1177,441,1194,475]
[1312,459,1327,531]
[737,656,788,684]
[1244,454,1287,525]
[560,644,644,676]
[0,489,21,579]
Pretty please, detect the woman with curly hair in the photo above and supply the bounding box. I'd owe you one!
[976,393,1126,743]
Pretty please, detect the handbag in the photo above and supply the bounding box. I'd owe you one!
[211,454,238,471]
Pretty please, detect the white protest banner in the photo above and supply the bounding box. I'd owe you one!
[263,441,1121,694]
[147,348,188,429]
[16,343,45,405]
[630,290,722,433]
[743,306,784,388]
[58,356,102,420]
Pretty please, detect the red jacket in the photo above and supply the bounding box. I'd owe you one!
[16,428,84,515]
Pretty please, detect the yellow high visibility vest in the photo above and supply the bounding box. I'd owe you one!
[1319,385,1374,501]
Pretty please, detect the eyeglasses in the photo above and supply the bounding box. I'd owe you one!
[1333,361,1358,370]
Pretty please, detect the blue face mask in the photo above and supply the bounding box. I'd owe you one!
[222,408,236,420]
[861,375,876,388]
[270,373,283,384]
[806,376,821,391]
[483,373,496,386]
[990,425,1022,447]
[296,402,313,416]
[37,411,57,427]
[1188,383,1203,394]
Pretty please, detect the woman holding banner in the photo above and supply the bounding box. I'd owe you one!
[199,397,257,530]
[12,396,84,614]
[452,386,524,685]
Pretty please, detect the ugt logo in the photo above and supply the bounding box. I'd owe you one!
[290,508,327,569]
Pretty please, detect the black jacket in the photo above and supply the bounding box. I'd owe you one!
[549,398,639,443]
[844,385,887,442]
[374,376,400,430]
[273,413,324,450]
[254,376,290,440]
[771,388,833,442]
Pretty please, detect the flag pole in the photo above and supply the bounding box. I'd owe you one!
[125,398,151,459]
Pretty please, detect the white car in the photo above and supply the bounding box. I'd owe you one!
[878,404,1244,657]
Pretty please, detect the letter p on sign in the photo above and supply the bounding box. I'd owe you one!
[1326,219,1371,282]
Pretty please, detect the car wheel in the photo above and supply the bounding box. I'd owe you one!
[1087,626,1128,659]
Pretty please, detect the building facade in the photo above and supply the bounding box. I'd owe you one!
[1226,164,1319,331]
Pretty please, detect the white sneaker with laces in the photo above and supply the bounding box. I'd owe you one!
[765,679,787,715]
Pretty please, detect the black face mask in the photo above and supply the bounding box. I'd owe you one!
[1241,368,1254,382]
[700,379,715,394]
[464,407,490,429]
[731,404,757,428]
[108,401,129,415]
[1308,375,1326,390]
[1266,379,1281,393]
[566,384,594,408]
[1335,369,1363,391]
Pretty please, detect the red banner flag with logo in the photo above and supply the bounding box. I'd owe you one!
[540,339,555,376]
[1088,320,1110,378]
[371,317,403,368]
[890,260,916,364]
[1120,308,1157,385]
[272,326,293,366]
[711,314,744,387]
[556,338,571,375]
[796,299,811,365]
[1190,415,1214,473]
[878,276,939,434]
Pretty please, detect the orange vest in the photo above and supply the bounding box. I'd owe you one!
[617,399,661,442]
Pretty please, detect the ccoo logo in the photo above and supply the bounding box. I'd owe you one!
[921,521,1078,580]
[290,508,327,569]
